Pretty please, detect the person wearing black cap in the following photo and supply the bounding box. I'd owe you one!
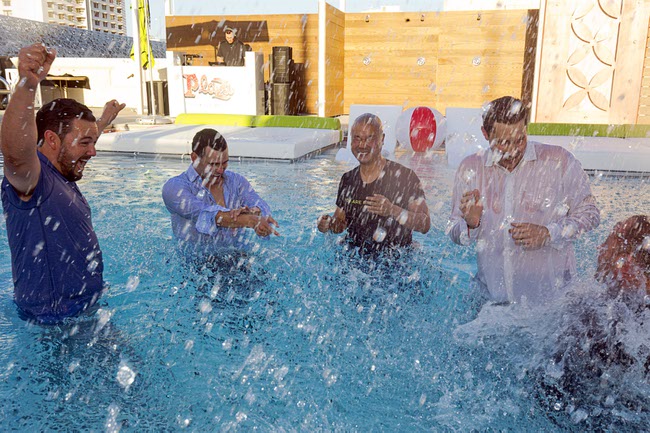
[216,26,247,66]
[162,128,279,255]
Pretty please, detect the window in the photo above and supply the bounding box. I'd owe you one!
[111,23,115,28]
[58,13,65,18]
[48,11,54,17]
[94,19,100,26]
[94,11,98,17]
[58,4,63,9]
[109,6,114,11]
[2,0,11,7]
[102,21,107,27]
[118,24,122,30]
[101,12,107,18]
[101,5,106,10]
[67,6,72,11]
[93,2,98,7]
[3,10,10,16]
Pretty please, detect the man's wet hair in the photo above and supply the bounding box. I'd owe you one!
[352,113,383,133]
[36,98,96,146]
[482,96,530,135]
[596,215,650,289]
[192,128,228,156]
[612,215,650,268]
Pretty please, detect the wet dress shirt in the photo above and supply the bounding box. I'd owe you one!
[447,141,600,304]
[162,164,271,253]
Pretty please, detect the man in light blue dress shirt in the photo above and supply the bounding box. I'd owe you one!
[162,128,279,255]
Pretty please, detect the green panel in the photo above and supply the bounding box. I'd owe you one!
[624,124,650,138]
[175,113,341,130]
[175,113,256,126]
[527,123,628,138]
[251,115,341,130]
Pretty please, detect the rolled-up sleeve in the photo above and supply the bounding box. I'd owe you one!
[237,176,271,217]
[447,160,478,246]
[546,155,600,248]
[162,177,230,235]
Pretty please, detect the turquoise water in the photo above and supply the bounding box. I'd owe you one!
[0,149,648,430]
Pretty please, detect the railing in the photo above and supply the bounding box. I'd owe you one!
[0,75,12,109]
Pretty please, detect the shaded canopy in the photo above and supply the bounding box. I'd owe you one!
[42,74,90,89]
[0,15,165,58]
[167,20,270,48]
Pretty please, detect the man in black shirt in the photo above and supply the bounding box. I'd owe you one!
[216,26,246,66]
[318,113,431,253]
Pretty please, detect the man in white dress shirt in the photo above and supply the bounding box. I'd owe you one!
[447,96,600,304]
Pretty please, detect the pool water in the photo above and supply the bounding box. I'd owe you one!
[0,149,648,431]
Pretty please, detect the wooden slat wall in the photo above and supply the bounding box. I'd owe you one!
[166,10,530,116]
[344,12,440,111]
[343,10,530,113]
[165,14,320,114]
[639,18,650,124]
[325,3,345,116]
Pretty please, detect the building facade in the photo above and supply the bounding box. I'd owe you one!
[0,0,125,35]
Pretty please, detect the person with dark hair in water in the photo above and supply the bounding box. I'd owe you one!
[536,216,650,428]
[1,43,125,323]
[448,96,600,305]
[162,128,279,255]
[596,215,650,293]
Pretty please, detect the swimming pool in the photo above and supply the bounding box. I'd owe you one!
[0,149,648,430]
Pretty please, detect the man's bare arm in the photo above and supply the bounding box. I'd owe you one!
[1,44,56,197]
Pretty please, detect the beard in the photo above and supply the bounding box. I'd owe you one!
[57,145,88,182]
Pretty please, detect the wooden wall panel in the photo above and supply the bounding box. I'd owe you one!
[325,3,345,116]
[534,0,650,124]
[343,10,529,114]
[343,12,440,111]
[638,18,650,124]
[165,10,530,117]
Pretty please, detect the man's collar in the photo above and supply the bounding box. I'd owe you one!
[484,140,536,168]
[185,163,202,183]
[184,163,228,185]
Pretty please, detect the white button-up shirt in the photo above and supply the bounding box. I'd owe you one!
[447,141,600,304]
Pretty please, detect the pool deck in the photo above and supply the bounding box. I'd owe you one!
[0,109,648,172]
[100,116,649,173]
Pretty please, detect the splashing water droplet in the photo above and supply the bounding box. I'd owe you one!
[373,227,387,243]
[199,300,212,314]
[125,275,140,292]
[116,361,136,391]
[615,257,626,269]
[105,404,121,433]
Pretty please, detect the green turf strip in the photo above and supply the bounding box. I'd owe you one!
[175,113,341,130]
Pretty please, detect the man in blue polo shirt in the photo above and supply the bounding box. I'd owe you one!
[1,43,125,323]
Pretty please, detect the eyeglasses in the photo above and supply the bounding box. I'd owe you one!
[490,136,526,148]
[351,134,377,145]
